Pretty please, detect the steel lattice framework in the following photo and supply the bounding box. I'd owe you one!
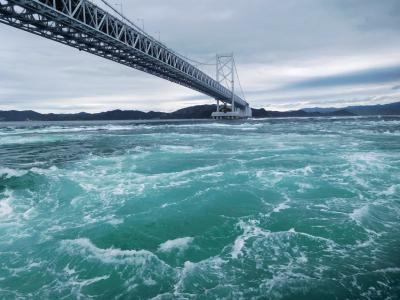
[0,0,250,110]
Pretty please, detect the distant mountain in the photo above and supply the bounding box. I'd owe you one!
[170,105,217,119]
[0,109,168,122]
[346,102,400,116]
[302,107,341,113]
[0,101,399,122]
[251,108,354,118]
[0,110,44,121]
[303,101,400,116]
[0,105,214,122]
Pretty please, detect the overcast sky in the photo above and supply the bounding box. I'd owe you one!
[1,0,400,112]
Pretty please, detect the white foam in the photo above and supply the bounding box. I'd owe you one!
[314,204,328,209]
[231,220,270,259]
[63,265,76,275]
[63,273,110,298]
[0,168,27,179]
[297,252,308,264]
[297,182,313,193]
[373,267,400,274]
[30,165,59,175]
[101,164,219,196]
[0,198,13,217]
[1,124,146,135]
[302,166,313,176]
[161,202,177,208]
[79,275,110,287]
[260,269,312,295]
[107,218,124,226]
[256,170,285,187]
[349,205,369,225]
[61,238,167,267]
[60,240,173,292]
[173,256,225,294]
[255,170,264,178]
[287,228,337,247]
[231,237,245,259]
[0,190,15,219]
[0,134,85,145]
[200,172,224,179]
[159,145,196,153]
[22,207,37,220]
[158,237,194,253]
[273,201,290,213]
[345,152,386,173]
[378,185,398,196]
[173,261,197,294]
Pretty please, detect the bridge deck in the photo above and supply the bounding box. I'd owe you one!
[0,0,250,109]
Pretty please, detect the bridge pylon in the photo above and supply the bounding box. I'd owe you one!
[212,54,252,119]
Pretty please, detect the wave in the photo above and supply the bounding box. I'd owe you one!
[158,237,194,253]
[0,168,28,179]
[0,134,87,145]
[30,165,59,175]
[349,205,369,225]
[60,238,174,278]
[230,220,269,259]
[59,238,182,295]
[230,220,338,260]
[173,256,226,295]
[0,122,265,138]
[0,124,154,135]
[373,267,400,274]
[1,117,400,298]
[255,165,315,189]
[61,238,153,263]
[159,145,208,154]
[296,182,314,193]
[273,201,291,213]
[0,166,61,181]
[378,185,399,196]
[0,195,13,218]
[73,162,220,196]
[344,152,386,172]
[287,228,337,247]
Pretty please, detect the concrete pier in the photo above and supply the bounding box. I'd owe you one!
[211,105,252,119]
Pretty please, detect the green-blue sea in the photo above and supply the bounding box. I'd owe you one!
[0,116,399,299]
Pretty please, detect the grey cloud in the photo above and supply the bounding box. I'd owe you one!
[283,65,400,90]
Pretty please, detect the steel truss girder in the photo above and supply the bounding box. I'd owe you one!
[0,0,249,109]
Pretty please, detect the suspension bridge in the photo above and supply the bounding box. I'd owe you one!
[0,0,252,118]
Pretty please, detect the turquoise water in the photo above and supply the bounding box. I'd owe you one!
[0,117,399,299]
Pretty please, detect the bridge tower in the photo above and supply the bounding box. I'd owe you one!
[212,54,252,119]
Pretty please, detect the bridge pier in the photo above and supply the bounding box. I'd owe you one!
[211,102,252,119]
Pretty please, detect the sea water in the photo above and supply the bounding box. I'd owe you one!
[0,117,399,299]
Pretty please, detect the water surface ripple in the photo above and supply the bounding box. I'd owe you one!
[0,117,399,299]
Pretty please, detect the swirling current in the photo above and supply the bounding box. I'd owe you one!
[0,117,399,299]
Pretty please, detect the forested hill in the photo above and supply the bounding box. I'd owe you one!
[0,101,399,121]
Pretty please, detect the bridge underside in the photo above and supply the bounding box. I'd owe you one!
[0,0,251,114]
